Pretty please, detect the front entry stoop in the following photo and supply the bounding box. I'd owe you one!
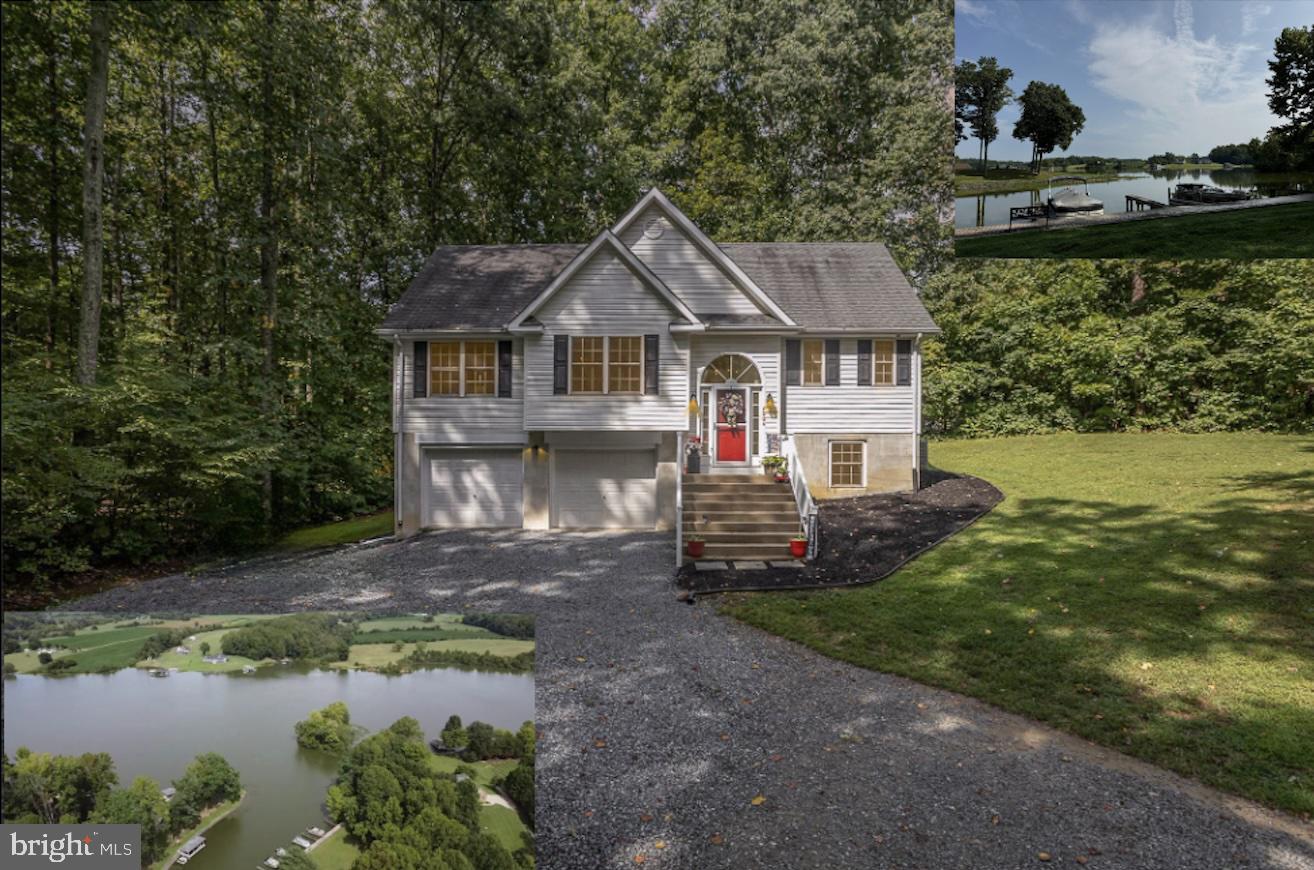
[683,475,802,562]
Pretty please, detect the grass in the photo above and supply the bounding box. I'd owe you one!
[276,510,394,552]
[955,201,1314,258]
[479,804,528,853]
[309,827,359,870]
[348,627,497,644]
[332,639,536,670]
[955,165,1135,195]
[355,615,467,632]
[426,754,520,787]
[16,624,167,674]
[153,792,245,870]
[723,433,1314,817]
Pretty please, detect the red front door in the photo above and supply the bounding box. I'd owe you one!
[715,389,747,462]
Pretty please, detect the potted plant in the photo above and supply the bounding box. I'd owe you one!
[687,535,705,558]
[789,536,807,558]
[761,454,784,480]
[686,436,702,474]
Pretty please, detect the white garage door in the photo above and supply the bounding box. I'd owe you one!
[423,449,523,528]
[553,449,656,529]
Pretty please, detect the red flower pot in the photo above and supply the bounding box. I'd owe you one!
[789,539,807,558]
[687,540,705,558]
[774,473,789,483]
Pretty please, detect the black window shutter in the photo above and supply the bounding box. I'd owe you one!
[856,340,872,386]
[413,341,427,397]
[824,339,840,385]
[497,340,513,398]
[785,340,801,386]
[896,339,912,386]
[553,335,569,395]
[644,334,659,395]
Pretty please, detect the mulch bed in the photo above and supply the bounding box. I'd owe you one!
[675,469,1003,595]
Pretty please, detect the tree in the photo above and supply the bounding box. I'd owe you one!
[1267,25,1313,134]
[38,652,53,665]
[294,702,355,753]
[75,2,109,386]
[199,641,210,656]
[440,715,467,750]
[1012,81,1086,173]
[955,57,1013,173]
[94,777,170,863]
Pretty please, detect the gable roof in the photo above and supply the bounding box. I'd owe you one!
[611,189,796,326]
[507,230,700,331]
[719,243,940,332]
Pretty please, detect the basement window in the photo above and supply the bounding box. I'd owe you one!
[829,441,865,488]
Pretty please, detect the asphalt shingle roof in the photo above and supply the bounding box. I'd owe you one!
[380,241,938,333]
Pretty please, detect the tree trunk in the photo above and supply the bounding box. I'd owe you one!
[45,8,60,368]
[76,1,110,387]
[259,0,279,524]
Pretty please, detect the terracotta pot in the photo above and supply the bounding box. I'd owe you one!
[789,539,807,558]
[687,540,705,558]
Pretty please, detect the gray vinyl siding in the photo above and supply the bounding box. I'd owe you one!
[397,337,526,444]
[618,204,763,316]
[689,335,782,438]
[784,338,917,434]
[523,248,689,430]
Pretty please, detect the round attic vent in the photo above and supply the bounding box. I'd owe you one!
[643,218,665,239]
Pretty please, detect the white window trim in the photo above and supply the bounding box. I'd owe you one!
[427,340,499,399]
[871,337,897,388]
[567,335,644,396]
[828,440,867,488]
[801,338,826,388]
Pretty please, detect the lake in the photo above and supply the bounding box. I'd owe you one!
[3,666,534,869]
[955,169,1314,228]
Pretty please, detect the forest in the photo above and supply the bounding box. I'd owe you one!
[0,0,953,589]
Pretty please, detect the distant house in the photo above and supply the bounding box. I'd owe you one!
[454,773,470,783]
[175,646,190,654]
[202,654,228,664]
[161,787,176,802]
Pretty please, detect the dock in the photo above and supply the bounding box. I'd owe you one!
[1125,193,1167,211]
[957,193,1314,239]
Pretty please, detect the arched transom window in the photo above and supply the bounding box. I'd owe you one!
[701,354,761,385]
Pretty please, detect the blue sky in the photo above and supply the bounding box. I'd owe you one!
[955,0,1314,161]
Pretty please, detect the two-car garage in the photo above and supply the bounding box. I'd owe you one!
[420,441,658,530]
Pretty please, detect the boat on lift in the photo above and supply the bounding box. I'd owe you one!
[1169,182,1257,205]
[1047,176,1104,214]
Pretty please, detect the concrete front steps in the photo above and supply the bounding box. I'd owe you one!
[682,474,803,561]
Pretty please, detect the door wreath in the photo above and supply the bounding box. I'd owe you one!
[718,392,745,429]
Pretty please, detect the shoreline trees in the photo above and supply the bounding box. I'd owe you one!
[1012,81,1086,174]
[955,57,1014,176]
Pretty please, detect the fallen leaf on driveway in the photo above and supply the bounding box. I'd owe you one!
[575,656,587,662]
[709,834,724,845]
[1075,857,1089,865]
[640,814,653,822]
[654,841,666,850]
[594,739,606,748]
[750,795,766,806]
[633,855,646,864]
[770,754,784,762]
[1038,853,1052,862]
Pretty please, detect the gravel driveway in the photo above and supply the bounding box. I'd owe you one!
[66,530,1314,869]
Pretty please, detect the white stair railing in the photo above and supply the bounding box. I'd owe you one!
[780,436,819,560]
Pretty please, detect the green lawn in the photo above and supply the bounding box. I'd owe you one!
[277,511,394,551]
[17,624,166,673]
[955,166,1134,195]
[355,614,467,632]
[426,755,520,788]
[479,804,528,853]
[152,792,244,870]
[137,627,267,673]
[332,639,536,670]
[955,201,1314,258]
[724,433,1314,816]
[348,626,497,645]
[309,827,359,870]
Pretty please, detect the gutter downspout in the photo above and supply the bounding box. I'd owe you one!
[913,332,923,490]
[395,337,404,535]
[675,431,685,570]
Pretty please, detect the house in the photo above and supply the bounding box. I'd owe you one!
[379,189,939,560]
[161,787,176,801]
[174,646,190,654]
[202,654,228,664]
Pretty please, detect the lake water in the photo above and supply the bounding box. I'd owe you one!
[3,666,533,869]
[955,169,1314,228]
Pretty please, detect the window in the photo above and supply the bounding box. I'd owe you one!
[608,336,643,393]
[802,339,824,386]
[571,337,604,394]
[430,342,461,396]
[830,441,865,488]
[873,339,895,386]
[464,341,496,396]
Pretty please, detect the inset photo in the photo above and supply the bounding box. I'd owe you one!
[3,612,535,870]
[953,0,1314,258]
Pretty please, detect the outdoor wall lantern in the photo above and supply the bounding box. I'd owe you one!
[687,394,700,415]
[764,393,778,418]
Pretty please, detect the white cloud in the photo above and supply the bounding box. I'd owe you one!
[1240,1,1271,35]
[1084,0,1277,152]
[956,0,992,20]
